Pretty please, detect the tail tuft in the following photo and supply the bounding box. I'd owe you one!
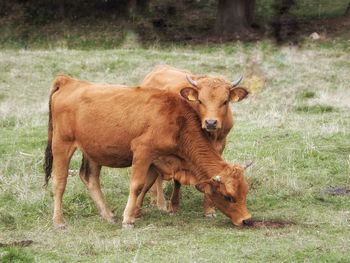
[44,143,53,187]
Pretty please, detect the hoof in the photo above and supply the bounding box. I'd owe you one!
[205,213,217,218]
[167,206,179,214]
[53,217,66,229]
[106,216,116,224]
[134,210,142,218]
[122,223,134,229]
[102,212,116,224]
[158,203,168,212]
[54,223,67,229]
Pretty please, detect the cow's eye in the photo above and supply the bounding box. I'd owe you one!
[224,195,236,203]
[222,100,229,106]
[198,100,202,104]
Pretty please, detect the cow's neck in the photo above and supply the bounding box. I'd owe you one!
[179,113,229,181]
[205,130,218,141]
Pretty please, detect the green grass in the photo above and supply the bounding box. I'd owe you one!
[298,90,316,99]
[0,40,350,262]
[0,247,34,263]
[295,104,335,113]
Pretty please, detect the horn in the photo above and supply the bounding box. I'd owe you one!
[213,175,221,182]
[231,75,243,87]
[186,75,198,87]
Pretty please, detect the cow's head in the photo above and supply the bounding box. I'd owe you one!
[195,164,251,226]
[180,75,248,132]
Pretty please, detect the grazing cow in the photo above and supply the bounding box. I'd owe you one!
[44,75,251,228]
[141,65,248,216]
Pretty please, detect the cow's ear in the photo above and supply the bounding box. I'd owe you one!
[180,87,199,102]
[229,87,248,102]
[195,182,213,194]
[196,178,221,194]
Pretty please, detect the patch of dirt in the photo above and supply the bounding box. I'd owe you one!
[321,186,350,196]
[245,220,293,229]
[0,240,34,247]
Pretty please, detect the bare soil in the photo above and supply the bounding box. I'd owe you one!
[246,220,293,229]
[0,240,34,247]
[321,186,350,196]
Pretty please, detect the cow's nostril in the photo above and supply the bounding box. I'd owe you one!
[205,120,217,129]
[243,219,254,226]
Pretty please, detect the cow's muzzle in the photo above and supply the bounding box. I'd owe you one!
[232,214,252,226]
[205,119,218,131]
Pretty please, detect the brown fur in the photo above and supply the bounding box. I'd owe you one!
[46,75,251,228]
[141,65,248,215]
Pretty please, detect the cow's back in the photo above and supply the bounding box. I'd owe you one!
[141,65,197,93]
[50,75,189,167]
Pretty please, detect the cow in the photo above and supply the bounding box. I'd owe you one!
[44,75,251,229]
[141,65,249,216]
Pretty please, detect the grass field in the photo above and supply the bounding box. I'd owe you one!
[0,40,350,262]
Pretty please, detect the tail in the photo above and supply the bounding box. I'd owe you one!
[43,75,68,187]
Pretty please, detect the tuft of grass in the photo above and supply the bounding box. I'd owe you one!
[298,90,316,99]
[0,248,34,263]
[0,210,16,229]
[295,104,335,113]
[0,117,19,128]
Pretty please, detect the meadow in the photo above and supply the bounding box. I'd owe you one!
[0,40,350,262]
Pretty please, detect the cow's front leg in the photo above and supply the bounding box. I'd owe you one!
[122,145,153,228]
[203,194,216,218]
[135,165,160,217]
[149,176,167,211]
[168,180,181,213]
[150,176,167,212]
[149,181,158,206]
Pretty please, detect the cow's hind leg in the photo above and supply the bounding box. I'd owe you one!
[79,155,115,223]
[52,141,76,229]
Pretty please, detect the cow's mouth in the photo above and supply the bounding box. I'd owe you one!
[204,127,218,132]
[231,214,252,226]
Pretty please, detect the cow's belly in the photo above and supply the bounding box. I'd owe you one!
[85,149,133,168]
[77,137,133,168]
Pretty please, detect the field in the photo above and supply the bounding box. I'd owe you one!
[0,40,350,262]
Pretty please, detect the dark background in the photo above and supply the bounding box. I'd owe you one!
[0,0,349,48]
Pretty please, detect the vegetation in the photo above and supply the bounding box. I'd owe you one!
[0,0,349,48]
[0,1,349,261]
[0,39,349,261]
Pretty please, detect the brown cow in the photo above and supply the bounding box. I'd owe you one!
[141,65,248,216]
[44,75,251,228]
